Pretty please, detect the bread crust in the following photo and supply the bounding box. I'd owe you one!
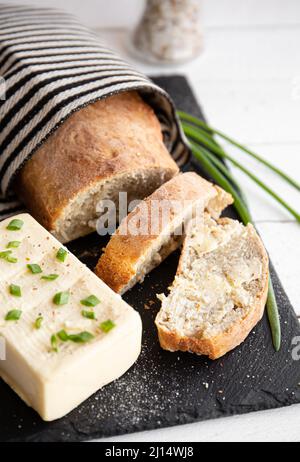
[155,221,269,360]
[14,91,179,233]
[95,172,233,294]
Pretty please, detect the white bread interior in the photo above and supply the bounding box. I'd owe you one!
[53,168,174,243]
[155,215,269,359]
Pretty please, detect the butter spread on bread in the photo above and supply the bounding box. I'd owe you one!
[96,172,233,295]
[155,215,269,359]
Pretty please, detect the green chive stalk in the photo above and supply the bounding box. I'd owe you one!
[190,142,250,223]
[267,275,281,351]
[193,136,250,208]
[178,110,300,191]
[182,121,300,223]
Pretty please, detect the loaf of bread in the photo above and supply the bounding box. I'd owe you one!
[95,172,233,294]
[14,92,179,243]
[155,215,269,359]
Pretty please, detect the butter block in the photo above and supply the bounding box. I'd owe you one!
[0,214,142,421]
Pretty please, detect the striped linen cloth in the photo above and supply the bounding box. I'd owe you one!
[0,4,189,220]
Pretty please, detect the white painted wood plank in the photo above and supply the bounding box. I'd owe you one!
[225,142,300,182]
[194,27,300,82]
[4,0,145,29]
[97,27,300,82]
[220,143,300,222]
[6,0,300,29]
[189,80,300,145]
[96,27,300,144]
[203,0,300,28]
[97,404,300,442]
[256,222,300,315]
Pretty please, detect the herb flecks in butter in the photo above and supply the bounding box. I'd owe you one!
[41,274,59,281]
[53,291,69,306]
[7,219,24,231]
[81,310,96,320]
[0,250,12,259]
[100,319,115,333]
[56,247,68,263]
[27,263,42,274]
[34,316,43,329]
[6,256,18,263]
[68,331,94,343]
[7,241,21,249]
[52,330,94,348]
[80,295,100,307]
[0,250,18,263]
[57,330,69,342]
[5,310,22,321]
[51,334,58,352]
[9,284,21,297]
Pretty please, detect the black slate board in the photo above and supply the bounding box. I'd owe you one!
[1,76,300,442]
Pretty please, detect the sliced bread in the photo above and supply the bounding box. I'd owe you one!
[155,215,269,359]
[14,91,179,243]
[95,172,233,294]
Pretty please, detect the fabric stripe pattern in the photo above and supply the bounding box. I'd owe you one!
[0,4,189,220]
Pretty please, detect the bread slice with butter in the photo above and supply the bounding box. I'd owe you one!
[155,215,269,359]
[95,172,233,295]
[0,214,142,421]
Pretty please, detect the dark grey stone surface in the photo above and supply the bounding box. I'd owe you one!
[1,76,299,442]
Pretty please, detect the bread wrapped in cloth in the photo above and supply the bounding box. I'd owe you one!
[14,92,179,243]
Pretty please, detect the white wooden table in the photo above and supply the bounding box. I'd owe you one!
[8,0,300,442]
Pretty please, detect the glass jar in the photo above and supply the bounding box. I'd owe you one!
[132,0,203,64]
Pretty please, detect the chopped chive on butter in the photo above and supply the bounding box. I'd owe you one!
[6,241,21,249]
[0,250,18,263]
[34,316,43,329]
[27,263,42,274]
[0,250,12,258]
[5,309,22,321]
[6,219,24,231]
[68,331,94,343]
[53,291,69,305]
[80,295,100,307]
[6,256,18,263]
[41,274,59,281]
[56,247,68,262]
[57,329,69,342]
[100,319,115,333]
[51,334,58,352]
[56,330,94,343]
[9,284,21,297]
[81,310,96,320]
